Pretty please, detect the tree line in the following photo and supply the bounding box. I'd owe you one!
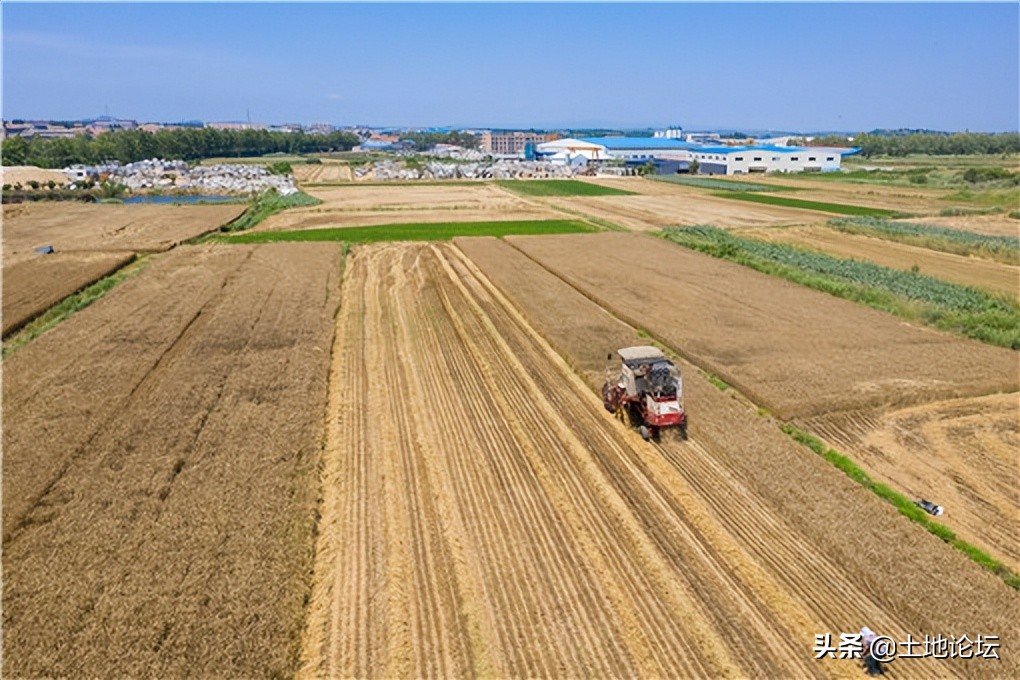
[1,127,361,168]
[806,132,1020,157]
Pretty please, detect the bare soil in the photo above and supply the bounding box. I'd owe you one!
[738,226,1020,298]
[2,243,342,677]
[1,165,69,187]
[293,162,354,184]
[504,232,1017,419]
[2,202,244,265]
[2,251,136,336]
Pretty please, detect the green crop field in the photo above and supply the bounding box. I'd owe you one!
[221,219,595,244]
[647,175,798,192]
[711,191,901,217]
[495,179,636,197]
[661,225,1020,348]
[827,217,1020,265]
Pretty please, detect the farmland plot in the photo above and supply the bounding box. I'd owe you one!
[2,251,135,336]
[293,161,353,184]
[506,232,1017,419]
[800,393,1020,571]
[303,240,1018,678]
[737,226,1020,298]
[1,202,244,264]
[258,182,558,231]
[3,243,342,677]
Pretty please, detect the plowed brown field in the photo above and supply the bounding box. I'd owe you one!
[3,243,342,677]
[800,394,1020,571]
[259,183,557,231]
[2,251,136,336]
[301,239,1018,678]
[506,232,1017,419]
[1,202,243,264]
[738,226,1020,298]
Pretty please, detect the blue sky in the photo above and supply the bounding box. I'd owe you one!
[3,2,1018,132]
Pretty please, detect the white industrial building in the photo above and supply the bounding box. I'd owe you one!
[690,145,847,175]
[534,138,610,161]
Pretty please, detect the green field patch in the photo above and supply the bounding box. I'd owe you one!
[219,190,322,233]
[711,191,900,217]
[827,216,1020,265]
[647,175,798,192]
[222,219,595,244]
[661,226,1020,349]
[495,179,635,197]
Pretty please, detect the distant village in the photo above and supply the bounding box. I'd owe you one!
[3,117,860,179]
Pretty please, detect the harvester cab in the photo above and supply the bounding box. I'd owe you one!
[602,346,687,441]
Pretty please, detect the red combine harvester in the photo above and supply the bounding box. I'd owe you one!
[602,346,687,441]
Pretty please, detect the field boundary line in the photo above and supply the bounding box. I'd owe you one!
[3,254,148,357]
[492,236,1020,591]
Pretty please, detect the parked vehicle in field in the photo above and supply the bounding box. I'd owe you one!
[602,346,687,441]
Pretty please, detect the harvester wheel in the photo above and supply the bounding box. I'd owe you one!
[679,423,689,441]
[639,425,651,441]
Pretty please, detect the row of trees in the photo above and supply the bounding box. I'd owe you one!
[400,131,480,152]
[805,132,1020,157]
[2,127,361,168]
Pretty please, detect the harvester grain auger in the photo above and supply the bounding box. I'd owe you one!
[602,346,687,441]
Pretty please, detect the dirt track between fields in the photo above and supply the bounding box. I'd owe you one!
[3,243,341,677]
[301,240,1018,678]
[2,202,244,265]
[738,226,1020,298]
[2,251,136,336]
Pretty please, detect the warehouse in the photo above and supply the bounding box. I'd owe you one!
[690,145,850,174]
[534,138,610,160]
[578,136,696,161]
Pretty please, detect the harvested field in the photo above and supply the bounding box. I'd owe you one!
[1,202,244,265]
[904,213,1020,238]
[0,165,68,186]
[258,182,558,231]
[293,162,354,184]
[300,238,1017,677]
[506,232,1017,419]
[544,192,828,231]
[2,243,342,677]
[738,226,1020,298]
[2,251,135,336]
[741,173,963,214]
[799,393,1020,572]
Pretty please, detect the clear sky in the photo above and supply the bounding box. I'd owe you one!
[2,2,1018,132]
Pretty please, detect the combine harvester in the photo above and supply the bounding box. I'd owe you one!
[602,346,687,441]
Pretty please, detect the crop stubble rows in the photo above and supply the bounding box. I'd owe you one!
[2,243,341,677]
[303,240,1018,678]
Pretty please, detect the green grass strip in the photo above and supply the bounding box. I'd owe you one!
[495,179,635,197]
[711,190,901,216]
[661,226,1020,349]
[3,255,150,358]
[826,216,1019,265]
[220,219,595,244]
[647,175,799,192]
[220,190,322,232]
[779,424,1020,590]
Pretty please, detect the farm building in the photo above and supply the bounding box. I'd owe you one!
[690,145,856,174]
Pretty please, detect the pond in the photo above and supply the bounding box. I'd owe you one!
[122,194,245,205]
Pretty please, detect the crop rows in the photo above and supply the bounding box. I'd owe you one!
[495,179,635,197]
[827,216,1020,264]
[710,191,901,216]
[661,226,1020,348]
[224,219,594,244]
